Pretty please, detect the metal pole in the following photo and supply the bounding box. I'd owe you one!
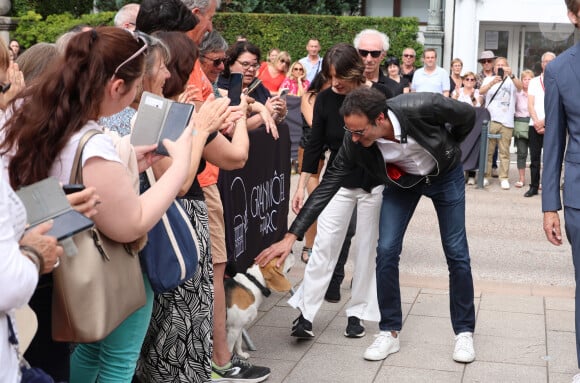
[477,120,489,189]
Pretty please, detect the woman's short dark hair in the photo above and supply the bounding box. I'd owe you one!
[136,0,199,34]
[223,41,261,78]
[325,43,365,84]
[154,31,199,98]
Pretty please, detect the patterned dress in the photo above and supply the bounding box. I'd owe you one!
[137,199,214,382]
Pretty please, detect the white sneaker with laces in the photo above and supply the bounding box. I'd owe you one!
[573,372,580,383]
[363,331,400,361]
[453,332,475,363]
[501,179,510,190]
[483,178,489,187]
[467,177,475,185]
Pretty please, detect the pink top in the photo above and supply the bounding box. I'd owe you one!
[515,89,529,118]
[280,77,310,96]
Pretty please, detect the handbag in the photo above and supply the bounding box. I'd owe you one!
[514,118,530,140]
[140,167,199,294]
[51,129,146,343]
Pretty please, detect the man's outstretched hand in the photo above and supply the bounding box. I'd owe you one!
[255,233,298,268]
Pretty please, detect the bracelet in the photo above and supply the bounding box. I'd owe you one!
[20,245,44,274]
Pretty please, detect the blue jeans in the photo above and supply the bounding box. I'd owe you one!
[69,274,154,383]
[376,165,475,334]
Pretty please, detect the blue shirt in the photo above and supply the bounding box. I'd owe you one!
[299,56,323,84]
[411,67,450,94]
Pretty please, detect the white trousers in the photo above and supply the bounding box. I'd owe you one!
[288,185,383,323]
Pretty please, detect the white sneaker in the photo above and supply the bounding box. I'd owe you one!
[453,332,475,363]
[572,372,580,383]
[363,331,400,361]
[467,177,475,185]
[501,179,510,190]
[483,178,489,187]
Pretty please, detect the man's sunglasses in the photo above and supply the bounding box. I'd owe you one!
[202,56,227,67]
[358,49,382,58]
[480,59,494,64]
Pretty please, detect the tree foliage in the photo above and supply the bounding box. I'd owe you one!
[220,0,360,15]
[12,0,93,17]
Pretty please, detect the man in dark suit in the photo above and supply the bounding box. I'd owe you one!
[542,1,580,381]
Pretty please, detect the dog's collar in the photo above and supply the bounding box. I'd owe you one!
[244,273,271,297]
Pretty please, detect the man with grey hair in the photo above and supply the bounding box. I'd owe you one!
[353,28,389,85]
[113,3,140,31]
[181,0,221,44]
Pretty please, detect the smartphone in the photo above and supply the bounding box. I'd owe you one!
[497,67,504,78]
[279,88,289,100]
[63,184,85,195]
[229,73,243,106]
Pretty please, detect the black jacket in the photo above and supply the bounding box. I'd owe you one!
[289,92,476,239]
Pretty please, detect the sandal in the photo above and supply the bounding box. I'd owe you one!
[514,181,524,188]
[301,247,312,264]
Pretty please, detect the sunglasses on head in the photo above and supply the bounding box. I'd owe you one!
[358,49,382,58]
[202,55,227,67]
[112,30,149,79]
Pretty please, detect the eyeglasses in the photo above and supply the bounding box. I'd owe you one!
[463,78,476,82]
[236,60,260,70]
[343,125,366,136]
[112,31,148,79]
[358,49,382,58]
[480,59,494,64]
[281,60,290,65]
[293,67,304,72]
[403,54,415,58]
[202,55,227,67]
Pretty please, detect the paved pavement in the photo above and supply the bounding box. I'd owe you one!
[240,162,578,383]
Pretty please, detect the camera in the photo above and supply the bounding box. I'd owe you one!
[497,67,504,78]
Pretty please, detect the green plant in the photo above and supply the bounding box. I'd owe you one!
[214,13,421,66]
[11,11,421,65]
[12,11,115,48]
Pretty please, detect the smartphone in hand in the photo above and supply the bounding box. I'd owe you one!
[279,88,289,100]
[229,73,243,106]
[63,184,85,195]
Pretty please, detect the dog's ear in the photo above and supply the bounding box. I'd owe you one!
[262,259,293,292]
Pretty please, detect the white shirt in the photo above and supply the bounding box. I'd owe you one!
[0,174,38,383]
[376,110,436,176]
[528,75,545,124]
[483,76,517,128]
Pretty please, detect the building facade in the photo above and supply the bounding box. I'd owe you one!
[365,0,577,76]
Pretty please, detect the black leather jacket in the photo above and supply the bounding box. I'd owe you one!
[289,92,476,239]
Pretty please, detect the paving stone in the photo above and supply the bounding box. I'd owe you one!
[462,361,546,382]
[479,293,544,314]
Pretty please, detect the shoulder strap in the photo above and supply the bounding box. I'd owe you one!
[69,130,102,184]
[487,76,508,107]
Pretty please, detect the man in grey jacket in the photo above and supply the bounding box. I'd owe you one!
[256,87,477,364]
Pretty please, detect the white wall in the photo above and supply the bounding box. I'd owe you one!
[451,0,571,73]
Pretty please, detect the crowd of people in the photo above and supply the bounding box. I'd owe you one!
[1,0,575,382]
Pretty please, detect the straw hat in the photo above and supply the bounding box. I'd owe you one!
[478,50,497,62]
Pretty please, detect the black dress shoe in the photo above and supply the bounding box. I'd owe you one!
[524,187,539,197]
